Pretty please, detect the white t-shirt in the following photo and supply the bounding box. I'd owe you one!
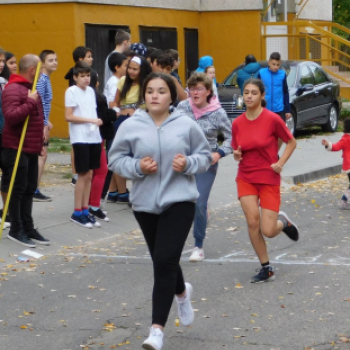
[65,85,102,144]
[103,75,119,103]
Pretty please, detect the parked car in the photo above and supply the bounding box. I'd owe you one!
[218,60,342,134]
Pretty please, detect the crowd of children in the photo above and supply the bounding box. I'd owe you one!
[2,34,330,349]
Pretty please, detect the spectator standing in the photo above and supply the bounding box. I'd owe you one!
[64,62,102,228]
[108,56,152,204]
[65,46,94,186]
[34,50,58,202]
[2,54,50,247]
[108,73,212,350]
[165,49,182,86]
[237,54,261,94]
[204,66,218,98]
[104,30,131,86]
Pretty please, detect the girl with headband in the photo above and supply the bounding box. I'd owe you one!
[108,55,152,205]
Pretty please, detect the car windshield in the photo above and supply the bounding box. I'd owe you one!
[284,66,297,87]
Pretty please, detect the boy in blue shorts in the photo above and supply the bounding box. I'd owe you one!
[65,62,102,228]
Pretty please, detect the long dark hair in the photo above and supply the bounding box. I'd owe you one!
[89,69,106,106]
[0,51,15,81]
[243,78,267,107]
[120,55,152,104]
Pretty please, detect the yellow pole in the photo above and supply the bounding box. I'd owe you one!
[0,62,42,240]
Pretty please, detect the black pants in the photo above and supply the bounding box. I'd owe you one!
[134,202,195,327]
[2,148,38,233]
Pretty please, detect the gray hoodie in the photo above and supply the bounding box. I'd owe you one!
[108,109,212,214]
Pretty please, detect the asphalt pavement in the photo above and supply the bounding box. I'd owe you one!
[0,132,350,350]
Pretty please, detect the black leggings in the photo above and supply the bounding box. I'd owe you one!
[134,201,195,327]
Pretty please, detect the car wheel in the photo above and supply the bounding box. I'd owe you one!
[286,111,296,135]
[322,104,338,133]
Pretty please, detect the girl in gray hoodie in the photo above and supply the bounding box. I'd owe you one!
[108,73,212,350]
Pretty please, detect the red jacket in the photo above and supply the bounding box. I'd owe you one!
[328,134,350,171]
[1,74,43,154]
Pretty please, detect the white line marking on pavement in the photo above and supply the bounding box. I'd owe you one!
[182,249,194,255]
[68,253,350,266]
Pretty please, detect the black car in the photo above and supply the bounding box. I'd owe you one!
[218,60,342,134]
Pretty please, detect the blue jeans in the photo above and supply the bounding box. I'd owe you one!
[193,163,218,248]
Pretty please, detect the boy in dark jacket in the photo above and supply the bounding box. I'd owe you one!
[1,54,50,247]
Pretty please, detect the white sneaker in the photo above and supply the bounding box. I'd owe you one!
[142,327,163,350]
[189,247,204,262]
[176,282,194,326]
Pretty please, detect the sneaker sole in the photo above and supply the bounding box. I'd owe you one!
[116,201,130,204]
[107,199,118,203]
[279,211,299,241]
[142,344,159,350]
[7,234,36,248]
[70,218,93,229]
[33,198,52,202]
[189,256,204,262]
[31,238,51,245]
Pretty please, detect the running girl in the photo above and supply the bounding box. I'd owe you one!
[177,73,232,262]
[232,78,298,283]
[108,73,212,350]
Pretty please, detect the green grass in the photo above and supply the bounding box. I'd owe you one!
[47,138,71,153]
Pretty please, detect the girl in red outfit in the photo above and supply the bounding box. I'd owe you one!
[322,119,350,208]
[232,78,298,283]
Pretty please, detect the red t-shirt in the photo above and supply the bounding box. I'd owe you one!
[231,108,293,185]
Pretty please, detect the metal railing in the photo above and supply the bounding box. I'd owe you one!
[261,21,350,86]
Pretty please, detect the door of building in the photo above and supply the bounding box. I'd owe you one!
[139,27,177,51]
[184,29,199,79]
[85,24,130,85]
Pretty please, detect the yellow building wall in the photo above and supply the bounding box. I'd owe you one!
[199,11,262,82]
[0,3,76,138]
[0,3,262,137]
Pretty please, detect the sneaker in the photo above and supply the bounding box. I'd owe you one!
[88,208,110,222]
[71,177,76,186]
[142,327,163,350]
[251,265,275,283]
[70,214,93,229]
[117,192,129,204]
[33,190,52,202]
[7,230,36,248]
[189,247,204,262]
[278,211,299,242]
[26,228,50,245]
[176,282,194,326]
[107,193,118,203]
[85,213,101,228]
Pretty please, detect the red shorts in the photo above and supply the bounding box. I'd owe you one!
[237,180,281,212]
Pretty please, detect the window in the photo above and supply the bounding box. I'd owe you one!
[309,65,329,85]
[299,65,314,86]
[224,70,238,86]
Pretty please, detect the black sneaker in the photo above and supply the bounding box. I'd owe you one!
[251,266,275,283]
[70,213,92,229]
[88,208,110,222]
[7,230,36,248]
[71,177,76,186]
[107,193,118,203]
[33,190,52,202]
[278,211,299,242]
[117,192,129,204]
[84,213,101,228]
[26,229,50,245]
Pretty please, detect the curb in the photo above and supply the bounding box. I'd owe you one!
[282,164,342,185]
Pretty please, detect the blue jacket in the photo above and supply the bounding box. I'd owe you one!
[258,67,291,113]
[237,62,261,94]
